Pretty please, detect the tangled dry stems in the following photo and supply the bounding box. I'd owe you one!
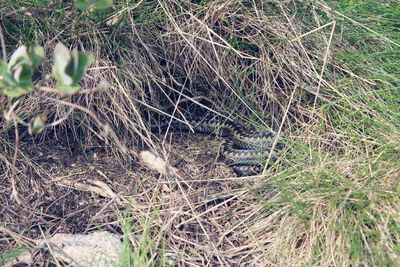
[0,0,399,266]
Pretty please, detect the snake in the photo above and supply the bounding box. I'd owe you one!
[150,115,277,176]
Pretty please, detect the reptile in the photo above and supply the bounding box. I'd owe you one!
[150,114,277,176]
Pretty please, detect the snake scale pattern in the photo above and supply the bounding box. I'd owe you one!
[150,115,276,176]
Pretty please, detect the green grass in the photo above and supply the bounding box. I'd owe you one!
[0,247,31,265]
[252,1,399,265]
[118,212,161,267]
[0,0,399,266]
[334,1,400,83]
[268,144,399,264]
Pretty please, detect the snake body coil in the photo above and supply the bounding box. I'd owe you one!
[150,115,276,176]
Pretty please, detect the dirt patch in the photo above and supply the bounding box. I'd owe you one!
[1,131,268,265]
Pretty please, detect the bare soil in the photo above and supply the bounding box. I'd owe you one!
[1,131,265,265]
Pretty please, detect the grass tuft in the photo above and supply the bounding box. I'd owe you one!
[0,0,399,265]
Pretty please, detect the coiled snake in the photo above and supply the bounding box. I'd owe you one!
[150,115,277,176]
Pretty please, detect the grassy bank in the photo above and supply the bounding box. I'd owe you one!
[0,0,399,265]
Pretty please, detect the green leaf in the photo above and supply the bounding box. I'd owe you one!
[14,63,32,86]
[53,43,74,86]
[8,47,33,87]
[0,61,13,87]
[73,52,94,83]
[7,46,30,73]
[74,0,90,10]
[28,115,46,135]
[0,45,43,98]
[52,43,94,95]
[30,46,45,69]
[0,61,6,71]
[74,0,113,11]
[1,87,29,98]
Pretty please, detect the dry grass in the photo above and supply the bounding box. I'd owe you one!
[1,0,399,266]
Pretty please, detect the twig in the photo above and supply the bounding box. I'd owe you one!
[38,86,104,95]
[11,116,22,204]
[290,21,335,43]
[319,3,400,47]
[39,95,136,158]
[38,225,63,267]
[45,107,74,127]
[312,20,336,116]
[158,2,270,129]
[262,87,296,176]
[0,23,6,61]
[3,98,21,121]
[0,226,36,247]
